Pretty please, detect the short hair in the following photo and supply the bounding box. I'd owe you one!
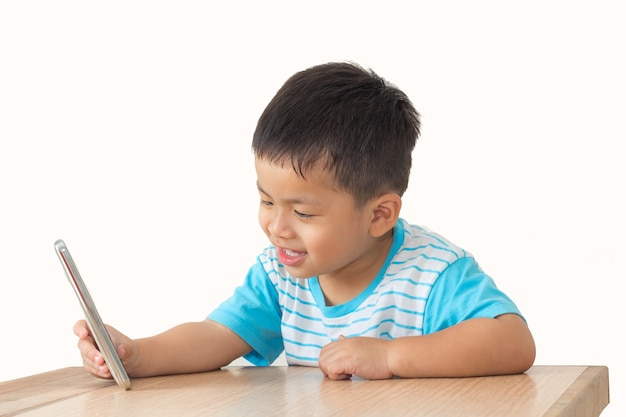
[252,62,421,207]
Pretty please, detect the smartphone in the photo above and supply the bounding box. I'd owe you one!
[54,239,131,389]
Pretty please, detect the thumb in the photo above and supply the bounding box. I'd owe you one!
[116,343,129,360]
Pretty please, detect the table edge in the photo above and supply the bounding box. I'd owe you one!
[543,366,609,417]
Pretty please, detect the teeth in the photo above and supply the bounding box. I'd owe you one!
[284,249,303,256]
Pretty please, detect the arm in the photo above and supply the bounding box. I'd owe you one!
[74,319,252,379]
[75,259,284,378]
[318,313,535,380]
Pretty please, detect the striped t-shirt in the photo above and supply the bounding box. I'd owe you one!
[208,218,522,366]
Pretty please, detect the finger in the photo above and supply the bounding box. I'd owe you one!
[325,371,352,380]
[76,336,113,379]
[92,354,112,378]
[73,320,90,338]
[77,338,100,365]
[85,353,112,379]
[319,359,353,380]
[116,344,128,360]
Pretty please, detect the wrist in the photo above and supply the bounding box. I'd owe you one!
[386,337,418,378]
[385,338,402,377]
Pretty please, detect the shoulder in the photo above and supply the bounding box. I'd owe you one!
[390,219,472,284]
[396,219,470,258]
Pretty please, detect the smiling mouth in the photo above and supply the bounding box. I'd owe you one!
[283,248,306,257]
[277,247,307,266]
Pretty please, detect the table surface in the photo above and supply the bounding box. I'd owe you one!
[0,365,609,417]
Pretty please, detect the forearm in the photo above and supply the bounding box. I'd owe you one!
[388,314,536,378]
[130,320,251,377]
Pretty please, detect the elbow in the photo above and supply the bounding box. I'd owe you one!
[507,327,536,375]
[515,334,536,373]
[495,314,537,375]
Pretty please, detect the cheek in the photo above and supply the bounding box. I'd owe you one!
[312,224,367,256]
[305,230,345,257]
[258,209,269,235]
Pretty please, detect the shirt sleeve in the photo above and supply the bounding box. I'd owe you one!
[422,257,524,334]
[207,258,284,365]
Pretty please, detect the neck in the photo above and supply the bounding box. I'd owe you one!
[318,231,394,306]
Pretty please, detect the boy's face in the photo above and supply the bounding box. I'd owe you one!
[255,157,380,281]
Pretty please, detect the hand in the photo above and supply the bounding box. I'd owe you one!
[318,336,393,380]
[73,320,136,379]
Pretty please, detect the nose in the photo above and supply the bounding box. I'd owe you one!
[267,210,294,239]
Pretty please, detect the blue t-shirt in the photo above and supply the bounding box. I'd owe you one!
[208,219,522,366]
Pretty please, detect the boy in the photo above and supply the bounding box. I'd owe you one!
[75,62,535,380]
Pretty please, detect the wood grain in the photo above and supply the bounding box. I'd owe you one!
[0,365,609,417]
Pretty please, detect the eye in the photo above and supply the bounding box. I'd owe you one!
[294,210,312,219]
[260,199,273,207]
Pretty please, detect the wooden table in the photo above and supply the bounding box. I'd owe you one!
[0,365,609,417]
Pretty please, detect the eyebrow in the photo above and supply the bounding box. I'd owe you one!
[256,182,323,206]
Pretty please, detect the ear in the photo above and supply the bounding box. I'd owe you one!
[368,193,402,238]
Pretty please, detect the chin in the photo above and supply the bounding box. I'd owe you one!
[284,266,316,280]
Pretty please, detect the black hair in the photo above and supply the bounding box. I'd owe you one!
[252,62,421,207]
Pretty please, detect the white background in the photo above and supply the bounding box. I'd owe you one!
[1,1,623,415]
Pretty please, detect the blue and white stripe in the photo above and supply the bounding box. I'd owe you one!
[258,219,469,366]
